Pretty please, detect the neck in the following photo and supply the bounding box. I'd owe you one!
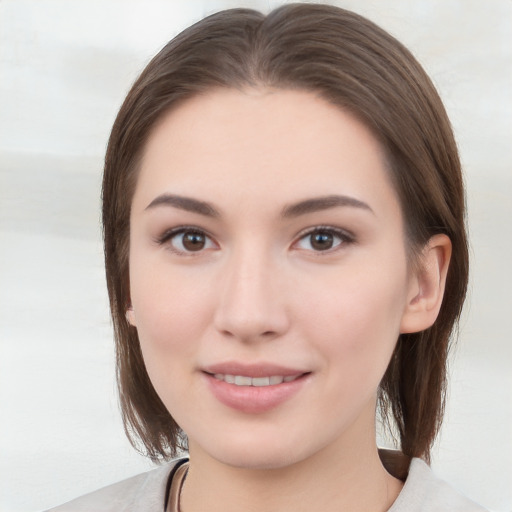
[180,415,403,512]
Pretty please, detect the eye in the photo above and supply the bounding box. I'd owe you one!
[158,227,217,254]
[295,227,352,252]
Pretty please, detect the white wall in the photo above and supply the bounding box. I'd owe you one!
[0,1,510,511]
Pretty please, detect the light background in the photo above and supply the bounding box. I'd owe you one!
[0,1,510,511]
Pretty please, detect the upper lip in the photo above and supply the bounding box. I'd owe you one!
[202,361,309,378]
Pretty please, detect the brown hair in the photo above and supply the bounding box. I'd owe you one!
[102,3,468,464]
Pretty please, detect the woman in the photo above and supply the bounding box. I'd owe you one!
[49,3,487,511]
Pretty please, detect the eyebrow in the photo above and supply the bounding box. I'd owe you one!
[145,194,220,217]
[281,194,374,218]
[145,193,373,218]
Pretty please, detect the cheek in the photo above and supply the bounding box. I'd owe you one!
[297,259,408,369]
[129,263,218,417]
[129,255,214,361]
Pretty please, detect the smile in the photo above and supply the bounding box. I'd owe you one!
[212,374,301,387]
[204,367,310,413]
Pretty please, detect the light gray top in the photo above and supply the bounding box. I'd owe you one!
[46,457,488,512]
[388,458,487,512]
[45,462,176,512]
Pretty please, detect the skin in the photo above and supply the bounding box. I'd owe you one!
[127,88,451,512]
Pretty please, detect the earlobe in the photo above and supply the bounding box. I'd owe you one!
[125,306,136,327]
[400,234,452,334]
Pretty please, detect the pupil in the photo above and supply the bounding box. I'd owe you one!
[183,232,205,251]
[311,232,333,250]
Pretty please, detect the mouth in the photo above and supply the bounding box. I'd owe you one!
[201,363,311,413]
[209,373,303,387]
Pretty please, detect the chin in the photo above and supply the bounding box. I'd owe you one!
[191,429,315,471]
[217,448,302,471]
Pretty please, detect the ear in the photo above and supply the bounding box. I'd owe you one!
[400,234,452,334]
[125,306,137,327]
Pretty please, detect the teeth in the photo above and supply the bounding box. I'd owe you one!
[234,375,252,386]
[212,374,298,386]
[252,377,270,387]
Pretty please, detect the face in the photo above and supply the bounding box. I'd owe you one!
[128,88,418,470]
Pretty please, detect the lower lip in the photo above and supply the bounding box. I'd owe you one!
[204,373,309,414]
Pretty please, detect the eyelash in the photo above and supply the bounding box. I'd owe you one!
[156,226,217,256]
[155,225,355,256]
[294,225,355,254]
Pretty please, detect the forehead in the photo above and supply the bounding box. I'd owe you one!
[134,88,399,219]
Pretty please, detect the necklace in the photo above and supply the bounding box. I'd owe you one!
[167,462,189,512]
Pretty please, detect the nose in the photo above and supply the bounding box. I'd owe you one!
[213,247,290,343]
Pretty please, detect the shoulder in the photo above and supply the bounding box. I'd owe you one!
[390,458,489,512]
[45,458,186,512]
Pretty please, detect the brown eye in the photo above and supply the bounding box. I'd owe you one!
[159,227,216,254]
[182,231,206,251]
[310,231,335,250]
[295,227,350,253]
